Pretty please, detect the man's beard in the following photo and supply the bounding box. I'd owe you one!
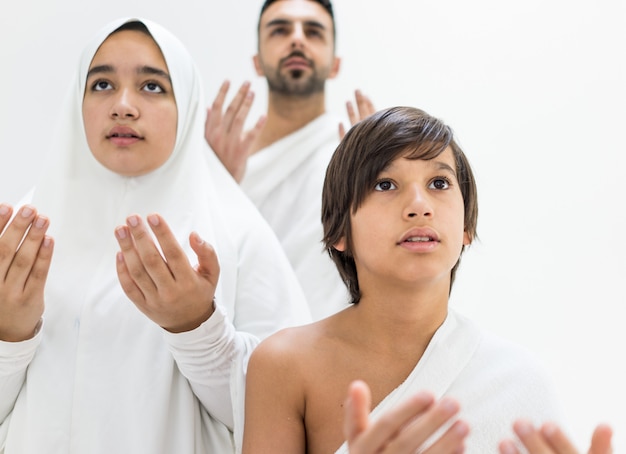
[264,53,327,97]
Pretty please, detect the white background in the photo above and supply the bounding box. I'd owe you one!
[1,0,624,450]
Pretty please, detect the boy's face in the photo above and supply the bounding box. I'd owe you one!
[82,30,178,177]
[254,0,340,96]
[335,147,470,290]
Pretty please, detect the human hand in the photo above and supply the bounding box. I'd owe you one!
[204,80,266,182]
[115,214,218,333]
[498,420,613,454]
[344,380,468,453]
[0,204,53,342]
[339,90,376,139]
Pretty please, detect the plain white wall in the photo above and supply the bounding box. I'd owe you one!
[1,0,624,449]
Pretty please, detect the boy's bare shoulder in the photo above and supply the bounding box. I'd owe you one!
[249,313,349,373]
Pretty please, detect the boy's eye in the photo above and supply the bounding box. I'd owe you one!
[429,178,450,190]
[374,180,396,191]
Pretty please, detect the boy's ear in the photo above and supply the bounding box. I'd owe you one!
[463,231,472,246]
[333,237,346,252]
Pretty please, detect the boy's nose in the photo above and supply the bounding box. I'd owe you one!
[403,186,433,218]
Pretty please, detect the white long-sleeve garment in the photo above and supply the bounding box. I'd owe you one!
[335,309,567,454]
[0,17,310,454]
[241,114,351,320]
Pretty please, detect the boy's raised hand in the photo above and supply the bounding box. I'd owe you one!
[344,380,468,453]
[499,420,613,454]
[204,80,266,182]
[115,214,218,333]
[0,204,53,342]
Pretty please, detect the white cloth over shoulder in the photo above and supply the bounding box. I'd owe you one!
[335,309,565,454]
[0,17,310,454]
[241,113,350,320]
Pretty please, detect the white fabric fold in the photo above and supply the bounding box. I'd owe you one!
[335,309,565,454]
[240,113,351,320]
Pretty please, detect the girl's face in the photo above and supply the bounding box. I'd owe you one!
[82,29,177,177]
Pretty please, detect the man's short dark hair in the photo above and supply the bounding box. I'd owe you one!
[258,0,336,41]
[260,0,334,19]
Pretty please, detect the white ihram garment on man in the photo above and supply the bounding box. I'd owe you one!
[241,113,350,321]
[335,309,566,454]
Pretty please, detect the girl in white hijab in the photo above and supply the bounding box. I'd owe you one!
[0,17,310,453]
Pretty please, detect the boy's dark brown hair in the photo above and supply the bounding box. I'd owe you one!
[322,106,478,304]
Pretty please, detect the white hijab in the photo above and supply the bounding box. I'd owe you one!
[19,17,309,453]
[32,17,232,307]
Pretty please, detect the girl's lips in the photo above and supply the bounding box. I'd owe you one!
[107,126,144,146]
[109,135,142,146]
[107,126,142,139]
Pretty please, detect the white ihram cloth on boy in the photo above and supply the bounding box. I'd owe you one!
[241,113,350,320]
[0,17,310,454]
[335,309,566,454]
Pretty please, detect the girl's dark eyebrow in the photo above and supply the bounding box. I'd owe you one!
[86,64,114,79]
[86,65,171,83]
[138,65,171,82]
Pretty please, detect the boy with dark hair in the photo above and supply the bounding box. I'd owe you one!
[241,106,612,453]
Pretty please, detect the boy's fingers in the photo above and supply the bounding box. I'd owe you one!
[589,424,613,454]
[540,422,577,454]
[344,380,372,443]
[512,420,551,453]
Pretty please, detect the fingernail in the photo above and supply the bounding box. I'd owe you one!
[148,214,159,226]
[455,421,469,436]
[0,204,9,216]
[127,215,139,227]
[21,206,33,218]
[115,227,127,239]
[34,216,47,229]
[542,422,557,437]
[516,420,532,436]
[441,398,460,414]
[191,231,204,245]
[43,237,52,248]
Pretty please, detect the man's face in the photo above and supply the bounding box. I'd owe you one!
[255,0,340,97]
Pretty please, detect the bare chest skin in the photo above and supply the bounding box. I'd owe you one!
[301,334,424,454]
